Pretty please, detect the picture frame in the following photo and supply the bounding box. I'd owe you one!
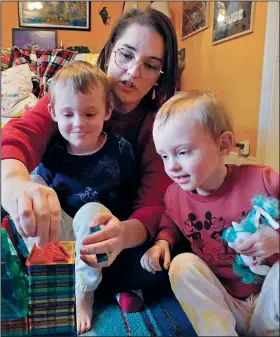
[212,1,254,45]
[12,28,57,50]
[122,2,138,14]
[18,1,90,31]
[182,1,208,40]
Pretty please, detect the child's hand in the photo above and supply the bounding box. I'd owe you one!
[234,226,279,258]
[140,240,170,274]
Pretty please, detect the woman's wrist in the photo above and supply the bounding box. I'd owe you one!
[121,219,148,249]
[2,159,31,182]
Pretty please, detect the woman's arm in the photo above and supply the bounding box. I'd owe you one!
[128,113,173,240]
[1,95,60,247]
[1,159,61,248]
[1,94,57,172]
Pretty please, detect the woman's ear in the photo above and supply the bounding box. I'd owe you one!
[104,104,113,121]
[219,131,235,156]
[48,103,57,122]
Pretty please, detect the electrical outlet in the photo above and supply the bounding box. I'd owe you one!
[239,140,250,156]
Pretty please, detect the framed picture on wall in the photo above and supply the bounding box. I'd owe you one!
[122,2,138,14]
[12,28,57,50]
[182,1,208,40]
[18,1,90,30]
[212,1,254,45]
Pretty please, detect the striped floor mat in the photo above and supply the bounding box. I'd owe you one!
[82,288,196,336]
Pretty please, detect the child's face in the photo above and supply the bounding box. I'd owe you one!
[153,113,227,195]
[50,84,111,154]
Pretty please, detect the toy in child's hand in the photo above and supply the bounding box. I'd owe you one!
[222,195,279,284]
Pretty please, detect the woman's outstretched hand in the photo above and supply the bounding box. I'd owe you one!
[2,160,61,248]
[80,212,125,268]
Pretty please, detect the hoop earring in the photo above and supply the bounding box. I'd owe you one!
[152,87,156,100]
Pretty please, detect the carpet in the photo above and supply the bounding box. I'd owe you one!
[82,287,197,336]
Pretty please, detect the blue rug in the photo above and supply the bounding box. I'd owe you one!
[82,288,197,336]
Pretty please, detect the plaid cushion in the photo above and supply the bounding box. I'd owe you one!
[8,47,77,98]
[10,47,31,67]
[10,47,41,74]
[39,49,77,97]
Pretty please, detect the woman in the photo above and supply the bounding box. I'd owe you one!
[1,6,178,321]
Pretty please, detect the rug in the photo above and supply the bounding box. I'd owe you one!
[82,287,197,336]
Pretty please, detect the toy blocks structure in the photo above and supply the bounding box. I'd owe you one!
[1,216,77,336]
[26,241,76,335]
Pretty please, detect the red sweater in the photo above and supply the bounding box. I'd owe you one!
[156,164,279,298]
[2,95,172,240]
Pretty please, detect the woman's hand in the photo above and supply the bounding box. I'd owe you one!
[234,226,279,258]
[2,161,61,248]
[80,212,126,268]
[140,240,170,273]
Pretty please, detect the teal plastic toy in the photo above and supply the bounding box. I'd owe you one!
[1,228,29,320]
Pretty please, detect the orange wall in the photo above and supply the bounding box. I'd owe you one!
[1,1,124,52]
[169,2,268,157]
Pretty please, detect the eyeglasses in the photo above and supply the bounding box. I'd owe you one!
[113,48,164,79]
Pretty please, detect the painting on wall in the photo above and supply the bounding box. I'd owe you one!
[212,1,254,45]
[182,1,208,40]
[18,1,90,30]
[12,28,57,50]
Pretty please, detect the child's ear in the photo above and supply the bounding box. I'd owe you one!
[104,104,113,121]
[48,103,57,122]
[219,131,235,156]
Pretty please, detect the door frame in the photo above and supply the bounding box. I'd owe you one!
[257,2,279,165]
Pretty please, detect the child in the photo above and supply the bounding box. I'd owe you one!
[34,61,136,334]
[141,91,279,336]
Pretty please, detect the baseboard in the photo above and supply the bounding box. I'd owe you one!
[226,152,257,165]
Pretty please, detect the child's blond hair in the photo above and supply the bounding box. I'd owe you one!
[49,61,111,111]
[154,90,233,141]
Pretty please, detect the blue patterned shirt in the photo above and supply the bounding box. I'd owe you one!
[37,131,136,219]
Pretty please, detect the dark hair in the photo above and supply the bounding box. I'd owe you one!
[97,7,178,110]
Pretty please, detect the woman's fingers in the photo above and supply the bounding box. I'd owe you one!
[80,237,118,255]
[80,251,116,268]
[48,192,62,242]
[2,178,61,247]
[91,212,116,226]
[83,220,119,246]
[82,215,122,247]
[17,195,37,237]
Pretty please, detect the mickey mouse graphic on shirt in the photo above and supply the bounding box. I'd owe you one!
[183,211,239,264]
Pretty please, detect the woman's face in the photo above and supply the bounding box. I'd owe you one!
[107,23,165,113]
